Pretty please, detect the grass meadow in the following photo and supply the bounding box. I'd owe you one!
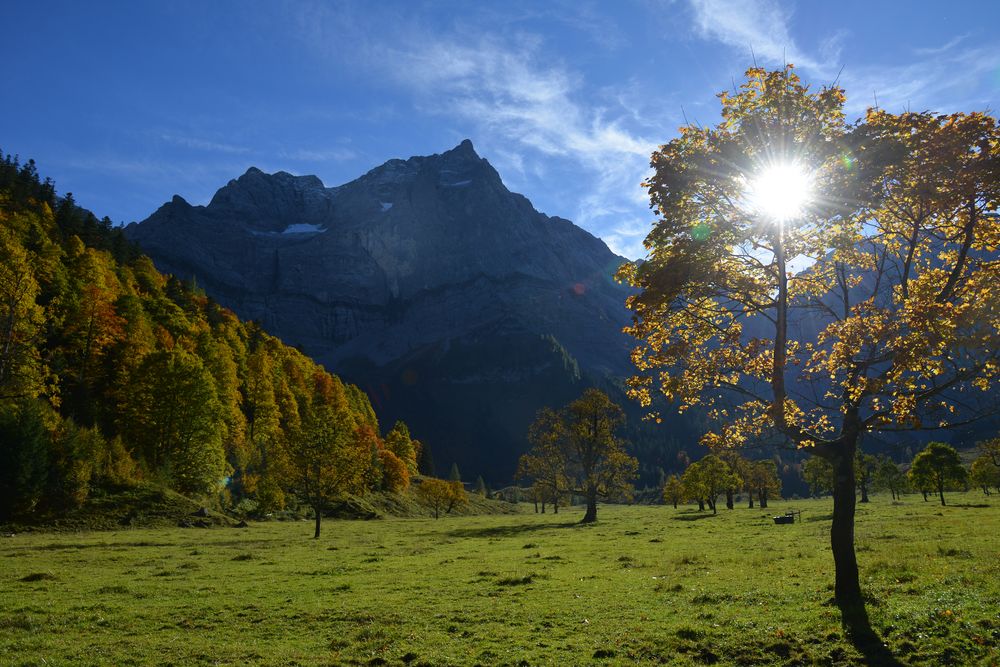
[3,493,999,666]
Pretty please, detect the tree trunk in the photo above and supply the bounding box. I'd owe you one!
[541,500,546,514]
[921,490,928,501]
[534,500,538,513]
[748,491,754,509]
[725,488,734,510]
[938,482,946,506]
[697,499,705,511]
[672,500,678,509]
[829,444,863,610]
[760,489,768,509]
[553,498,559,514]
[860,483,869,503]
[709,496,717,514]
[581,490,597,523]
[313,506,322,539]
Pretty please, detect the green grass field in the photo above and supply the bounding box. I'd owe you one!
[3,493,999,666]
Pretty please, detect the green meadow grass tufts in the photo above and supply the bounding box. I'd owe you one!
[2,492,998,665]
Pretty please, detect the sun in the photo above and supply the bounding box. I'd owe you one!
[745,162,813,223]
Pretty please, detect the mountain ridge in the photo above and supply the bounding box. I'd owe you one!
[125,141,645,482]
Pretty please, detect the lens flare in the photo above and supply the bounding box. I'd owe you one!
[745,162,813,223]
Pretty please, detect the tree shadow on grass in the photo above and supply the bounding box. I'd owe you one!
[840,603,903,667]
[950,503,989,509]
[672,512,716,522]
[446,521,579,539]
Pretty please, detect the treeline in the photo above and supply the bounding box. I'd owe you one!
[0,152,425,522]
[660,452,781,513]
[660,440,1000,513]
[802,441,1000,506]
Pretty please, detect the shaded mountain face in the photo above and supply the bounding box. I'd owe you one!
[126,140,637,482]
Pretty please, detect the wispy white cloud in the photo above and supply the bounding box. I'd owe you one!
[840,46,1000,115]
[686,0,833,73]
[913,33,969,57]
[159,133,251,155]
[684,0,1000,115]
[383,35,656,257]
[279,147,358,163]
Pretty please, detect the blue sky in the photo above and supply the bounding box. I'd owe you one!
[3,0,998,259]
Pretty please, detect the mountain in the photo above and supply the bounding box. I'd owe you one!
[125,141,650,483]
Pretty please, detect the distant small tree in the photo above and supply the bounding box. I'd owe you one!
[474,475,488,497]
[979,438,1000,467]
[718,450,747,510]
[518,409,568,513]
[662,474,684,509]
[908,442,967,506]
[872,456,906,500]
[969,454,1000,496]
[521,389,637,523]
[802,457,834,497]
[415,477,467,518]
[681,455,738,515]
[749,460,781,509]
[448,462,462,483]
[681,464,707,511]
[855,452,878,503]
[446,480,468,514]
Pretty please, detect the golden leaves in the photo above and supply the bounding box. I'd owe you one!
[623,65,1000,449]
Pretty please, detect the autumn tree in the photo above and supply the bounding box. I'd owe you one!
[522,389,637,523]
[908,442,967,506]
[119,349,228,494]
[802,457,834,497]
[718,450,746,509]
[287,374,370,538]
[517,407,570,513]
[969,454,1000,495]
[377,446,410,493]
[681,454,738,514]
[662,474,684,508]
[385,421,418,473]
[855,452,877,503]
[415,477,467,518]
[0,227,46,401]
[241,345,286,510]
[872,456,906,500]
[748,459,781,508]
[619,65,1000,616]
[980,437,1000,467]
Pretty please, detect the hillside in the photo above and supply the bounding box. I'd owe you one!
[0,152,428,523]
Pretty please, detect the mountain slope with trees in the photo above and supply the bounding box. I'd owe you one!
[0,151,424,522]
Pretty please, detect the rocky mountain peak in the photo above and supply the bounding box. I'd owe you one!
[125,140,636,481]
[203,165,334,232]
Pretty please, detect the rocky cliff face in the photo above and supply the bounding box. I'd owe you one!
[126,141,643,481]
